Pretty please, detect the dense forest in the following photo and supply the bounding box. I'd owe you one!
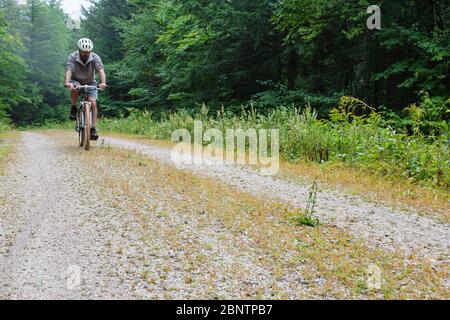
[0,0,448,187]
[0,0,448,123]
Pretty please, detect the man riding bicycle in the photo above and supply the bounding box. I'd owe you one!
[65,38,107,139]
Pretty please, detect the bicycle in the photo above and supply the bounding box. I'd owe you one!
[73,85,102,151]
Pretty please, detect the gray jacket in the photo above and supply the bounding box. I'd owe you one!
[66,51,104,85]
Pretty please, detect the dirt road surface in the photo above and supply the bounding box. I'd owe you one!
[0,131,448,299]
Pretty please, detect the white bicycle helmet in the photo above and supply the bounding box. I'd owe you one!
[77,38,94,52]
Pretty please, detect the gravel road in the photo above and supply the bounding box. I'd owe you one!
[0,131,448,299]
[0,132,311,299]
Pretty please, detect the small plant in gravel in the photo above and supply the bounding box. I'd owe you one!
[288,181,320,227]
[156,210,169,218]
[99,139,113,151]
[140,270,150,280]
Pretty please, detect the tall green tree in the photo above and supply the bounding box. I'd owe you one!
[27,0,71,107]
[0,8,28,124]
[81,0,131,62]
[273,0,450,109]
[1,0,72,124]
[110,0,282,112]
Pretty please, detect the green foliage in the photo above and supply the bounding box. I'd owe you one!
[0,7,27,124]
[98,95,449,189]
[76,0,449,119]
[80,0,130,62]
[70,0,450,127]
[0,121,10,131]
[273,0,449,109]
[251,82,341,115]
[87,0,282,114]
[1,0,72,125]
[402,92,449,136]
[79,0,133,117]
[26,0,71,110]
[1,0,450,126]
[374,12,450,97]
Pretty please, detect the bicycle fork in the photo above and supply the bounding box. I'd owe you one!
[77,102,92,132]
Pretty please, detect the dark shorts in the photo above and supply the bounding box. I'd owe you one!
[70,80,98,100]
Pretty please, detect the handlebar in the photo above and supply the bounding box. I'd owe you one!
[65,84,106,91]
[76,85,106,91]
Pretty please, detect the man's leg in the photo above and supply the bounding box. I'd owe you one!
[71,90,79,106]
[69,82,79,120]
[69,90,79,120]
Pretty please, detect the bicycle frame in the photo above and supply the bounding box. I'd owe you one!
[76,86,94,129]
[75,85,100,150]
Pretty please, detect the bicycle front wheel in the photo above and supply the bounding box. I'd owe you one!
[83,103,90,151]
[79,109,85,147]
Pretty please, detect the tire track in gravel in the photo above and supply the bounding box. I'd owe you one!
[0,132,144,299]
[102,136,450,259]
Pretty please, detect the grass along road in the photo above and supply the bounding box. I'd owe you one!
[0,131,19,175]
[97,131,449,258]
[93,129,450,220]
[0,130,448,299]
